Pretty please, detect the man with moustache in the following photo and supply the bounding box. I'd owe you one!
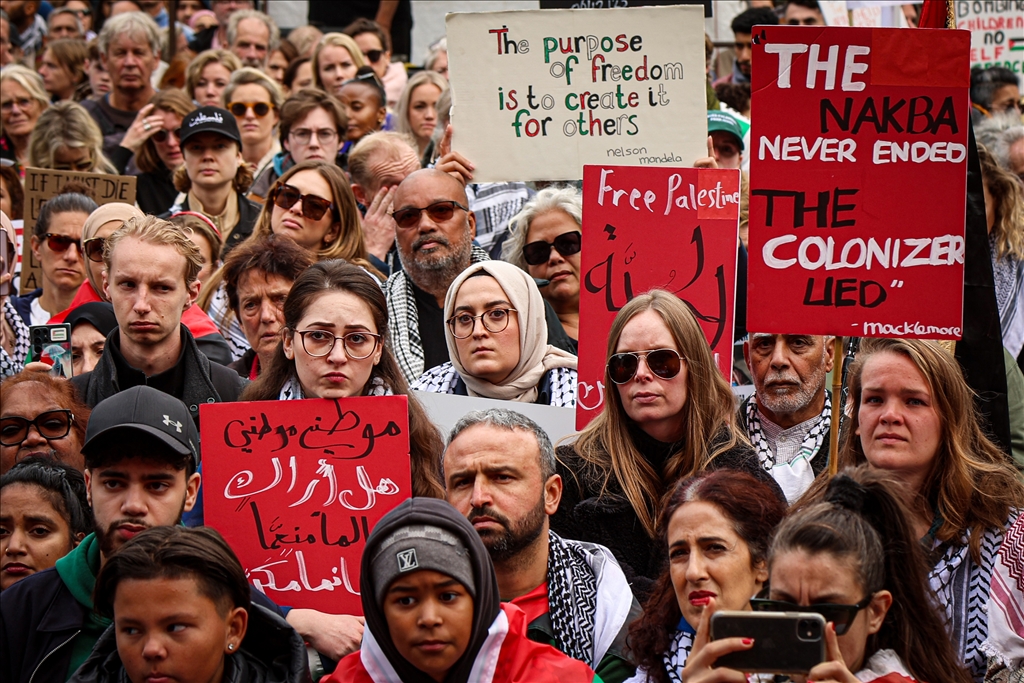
[386,168,488,383]
[0,387,205,683]
[443,409,640,683]
[739,333,835,502]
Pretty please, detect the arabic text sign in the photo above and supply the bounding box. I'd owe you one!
[955,0,1024,72]
[446,5,707,182]
[20,168,136,295]
[577,165,739,429]
[200,398,412,614]
[747,26,969,339]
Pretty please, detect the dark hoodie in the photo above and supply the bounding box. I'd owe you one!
[68,603,310,683]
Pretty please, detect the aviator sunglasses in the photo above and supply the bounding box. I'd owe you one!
[522,230,582,266]
[272,184,334,221]
[228,101,275,118]
[391,200,467,229]
[750,595,875,636]
[607,348,685,384]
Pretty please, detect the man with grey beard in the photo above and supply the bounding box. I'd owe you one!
[739,334,834,502]
[385,168,488,383]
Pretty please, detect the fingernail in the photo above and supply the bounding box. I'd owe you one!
[742,638,753,645]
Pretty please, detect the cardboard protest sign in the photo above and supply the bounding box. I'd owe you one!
[19,168,136,295]
[200,397,412,614]
[446,5,707,183]
[538,0,713,17]
[747,26,970,339]
[955,0,1024,72]
[577,165,740,429]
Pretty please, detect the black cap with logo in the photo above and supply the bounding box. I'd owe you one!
[82,386,199,465]
[178,106,241,148]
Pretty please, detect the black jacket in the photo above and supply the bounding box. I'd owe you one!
[71,325,245,429]
[69,604,310,683]
[159,192,262,258]
[551,427,785,602]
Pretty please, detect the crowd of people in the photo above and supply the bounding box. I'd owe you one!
[0,1,1023,682]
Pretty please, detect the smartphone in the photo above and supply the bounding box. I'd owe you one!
[0,227,12,296]
[28,324,73,378]
[710,610,826,674]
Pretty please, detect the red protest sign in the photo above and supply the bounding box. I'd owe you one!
[200,397,412,614]
[747,26,970,339]
[577,165,740,429]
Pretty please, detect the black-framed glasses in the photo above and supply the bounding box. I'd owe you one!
[296,330,381,359]
[0,410,75,446]
[391,200,467,230]
[83,237,105,263]
[289,127,339,145]
[228,101,274,118]
[750,595,875,636]
[272,184,334,221]
[608,348,684,384]
[522,231,582,266]
[40,233,82,254]
[447,308,517,339]
[364,49,384,63]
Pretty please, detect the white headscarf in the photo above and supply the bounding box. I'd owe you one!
[444,261,577,402]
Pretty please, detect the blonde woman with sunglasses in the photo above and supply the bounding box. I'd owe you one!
[222,67,282,181]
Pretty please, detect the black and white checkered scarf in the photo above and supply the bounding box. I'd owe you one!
[547,530,599,665]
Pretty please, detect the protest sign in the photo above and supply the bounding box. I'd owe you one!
[576,165,740,429]
[538,0,713,17]
[446,5,707,183]
[955,0,1024,72]
[200,397,412,614]
[19,168,136,295]
[747,26,970,339]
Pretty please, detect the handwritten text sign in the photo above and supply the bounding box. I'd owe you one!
[200,398,412,614]
[446,5,707,182]
[955,0,1024,73]
[20,168,136,295]
[747,26,969,339]
[577,165,739,429]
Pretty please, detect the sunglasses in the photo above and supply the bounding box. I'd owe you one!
[272,184,334,221]
[522,231,582,266]
[607,348,684,384]
[151,128,178,143]
[228,101,274,118]
[83,237,106,263]
[391,200,467,230]
[364,49,384,63]
[0,409,75,446]
[750,595,875,636]
[40,233,82,254]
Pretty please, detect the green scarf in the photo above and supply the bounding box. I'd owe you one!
[54,533,111,679]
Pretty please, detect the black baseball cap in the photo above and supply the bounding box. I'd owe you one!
[178,106,241,148]
[82,386,199,466]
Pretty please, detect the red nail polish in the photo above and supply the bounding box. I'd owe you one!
[742,638,754,645]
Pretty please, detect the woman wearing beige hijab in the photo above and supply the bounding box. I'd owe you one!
[412,261,578,406]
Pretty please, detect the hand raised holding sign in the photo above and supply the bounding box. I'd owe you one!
[435,124,475,186]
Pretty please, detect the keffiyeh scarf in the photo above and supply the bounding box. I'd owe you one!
[662,622,695,683]
[743,392,831,503]
[278,375,391,400]
[546,531,598,665]
[1,298,29,379]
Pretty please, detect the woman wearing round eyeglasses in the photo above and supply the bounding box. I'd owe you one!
[411,260,579,406]
[683,467,971,683]
[0,366,91,474]
[242,259,445,498]
[10,192,96,327]
[503,186,583,349]
[551,290,778,602]
[199,160,380,362]
[626,469,786,681]
[223,67,283,181]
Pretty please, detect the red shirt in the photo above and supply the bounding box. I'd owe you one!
[509,582,549,624]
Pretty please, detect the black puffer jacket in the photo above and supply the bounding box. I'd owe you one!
[68,603,311,683]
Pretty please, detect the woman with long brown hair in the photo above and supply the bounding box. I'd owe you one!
[824,338,1024,680]
[551,290,780,601]
[242,259,445,499]
[37,39,89,102]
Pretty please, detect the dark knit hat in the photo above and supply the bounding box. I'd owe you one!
[371,524,475,602]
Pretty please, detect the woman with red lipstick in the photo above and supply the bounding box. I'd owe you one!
[551,290,781,601]
[411,261,579,406]
[243,260,444,499]
[626,470,786,682]
[823,338,1024,681]
[683,467,970,683]
[72,526,308,683]
[0,457,90,591]
[503,186,583,349]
